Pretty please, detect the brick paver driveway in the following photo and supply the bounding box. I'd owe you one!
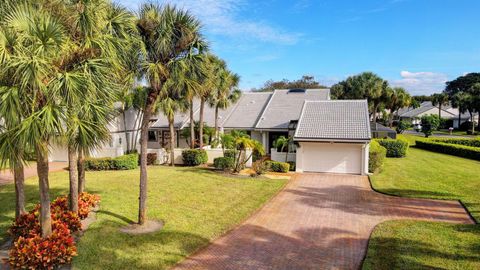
[174,173,474,270]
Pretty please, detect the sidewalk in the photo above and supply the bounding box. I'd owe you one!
[0,162,67,186]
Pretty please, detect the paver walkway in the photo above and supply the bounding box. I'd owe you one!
[174,173,474,270]
[0,162,67,185]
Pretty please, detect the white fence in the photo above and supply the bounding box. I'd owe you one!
[270,148,296,163]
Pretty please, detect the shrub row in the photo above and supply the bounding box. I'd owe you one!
[369,140,387,173]
[8,193,100,269]
[430,138,480,148]
[182,149,208,166]
[377,139,409,157]
[415,139,480,161]
[85,154,138,170]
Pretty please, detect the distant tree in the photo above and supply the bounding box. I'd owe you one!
[445,73,480,96]
[254,75,327,92]
[384,87,412,127]
[412,95,433,103]
[396,120,411,134]
[421,114,441,137]
[431,93,450,118]
[331,72,387,121]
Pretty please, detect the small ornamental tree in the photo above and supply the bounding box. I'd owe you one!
[396,120,410,134]
[421,114,440,137]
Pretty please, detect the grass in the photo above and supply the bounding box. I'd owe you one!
[364,138,480,269]
[0,166,286,269]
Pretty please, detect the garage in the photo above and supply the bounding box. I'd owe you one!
[300,142,363,174]
[293,100,371,175]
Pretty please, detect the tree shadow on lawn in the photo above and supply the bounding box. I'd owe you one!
[364,224,480,269]
[73,219,211,270]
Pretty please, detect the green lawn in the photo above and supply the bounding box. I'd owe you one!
[0,167,286,269]
[364,145,480,269]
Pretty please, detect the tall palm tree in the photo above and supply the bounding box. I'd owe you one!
[136,3,207,225]
[208,69,241,141]
[158,95,187,166]
[431,93,450,118]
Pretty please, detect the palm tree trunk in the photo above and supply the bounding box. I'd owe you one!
[458,110,461,130]
[122,110,131,153]
[13,162,26,218]
[68,144,78,213]
[138,102,153,225]
[78,149,85,194]
[439,105,442,118]
[169,116,175,167]
[190,100,195,149]
[214,105,219,142]
[36,141,52,237]
[199,97,205,149]
[132,110,142,152]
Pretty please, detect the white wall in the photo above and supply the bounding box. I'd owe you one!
[270,148,296,163]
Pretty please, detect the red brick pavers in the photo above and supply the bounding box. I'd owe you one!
[0,162,67,185]
[174,173,474,270]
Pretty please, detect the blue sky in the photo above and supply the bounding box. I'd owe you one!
[119,0,480,95]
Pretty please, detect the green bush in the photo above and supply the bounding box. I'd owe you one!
[377,139,409,157]
[415,139,480,161]
[224,149,237,159]
[268,161,290,173]
[287,161,296,171]
[252,158,269,175]
[114,154,138,170]
[213,157,234,170]
[85,154,138,171]
[182,149,208,166]
[369,140,387,173]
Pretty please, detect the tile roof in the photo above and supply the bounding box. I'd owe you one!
[255,89,330,129]
[222,92,272,129]
[294,100,371,141]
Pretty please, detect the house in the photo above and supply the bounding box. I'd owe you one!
[398,101,477,128]
[49,88,372,175]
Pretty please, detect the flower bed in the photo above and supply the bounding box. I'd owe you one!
[5,193,100,269]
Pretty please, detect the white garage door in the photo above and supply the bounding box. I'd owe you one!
[301,142,362,174]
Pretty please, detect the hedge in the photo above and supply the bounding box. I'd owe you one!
[213,157,234,170]
[85,154,138,170]
[369,140,387,173]
[267,161,290,173]
[430,138,480,148]
[181,149,208,166]
[377,139,409,157]
[415,139,480,161]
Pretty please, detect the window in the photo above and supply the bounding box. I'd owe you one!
[148,131,157,142]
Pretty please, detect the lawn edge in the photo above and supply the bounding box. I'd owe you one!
[367,175,477,224]
[170,174,292,269]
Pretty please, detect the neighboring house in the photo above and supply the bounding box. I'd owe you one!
[50,88,373,175]
[398,101,477,128]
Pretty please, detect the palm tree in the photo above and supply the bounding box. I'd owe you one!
[273,136,291,162]
[208,68,241,141]
[384,87,411,127]
[136,3,207,225]
[431,93,450,118]
[158,95,187,166]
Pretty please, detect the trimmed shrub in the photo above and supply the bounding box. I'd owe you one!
[287,161,296,171]
[369,140,387,173]
[224,149,237,159]
[269,161,290,173]
[114,154,138,170]
[147,153,157,165]
[85,154,138,170]
[8,222,77,269]
[415,139,480,161]
[182,149,208,166]
[377,139,409,157]
[252,158,270,175]
[213,157,234,171]
[430,138,480,148]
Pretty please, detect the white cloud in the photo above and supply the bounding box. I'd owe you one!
[123,0,300,45]
[390,71,448,95]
